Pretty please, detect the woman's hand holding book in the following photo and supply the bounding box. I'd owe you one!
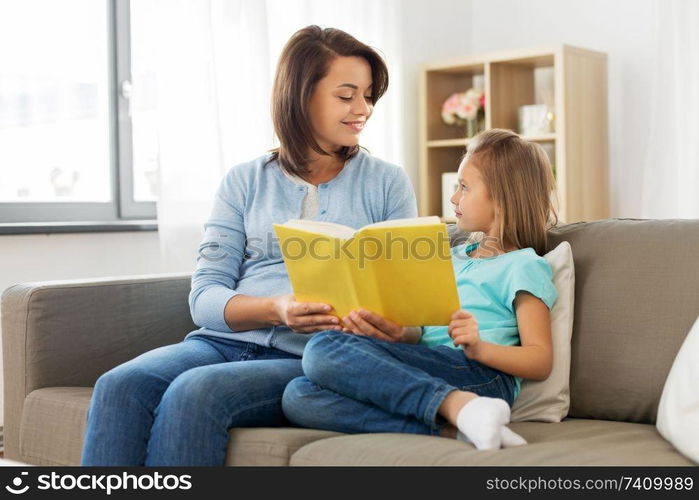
[341,309,421,344]
[273,293,343,333]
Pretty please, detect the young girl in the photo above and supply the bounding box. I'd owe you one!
[282,128,559,450]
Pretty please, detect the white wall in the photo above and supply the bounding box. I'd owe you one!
[396,0,475,199]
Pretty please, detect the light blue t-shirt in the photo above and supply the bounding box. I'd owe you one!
[185,148,418,355]
[419,241,559,400]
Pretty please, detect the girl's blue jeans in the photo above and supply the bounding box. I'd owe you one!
[282,330,516,436]
[80,334,301,466]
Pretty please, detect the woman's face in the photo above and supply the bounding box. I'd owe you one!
[308,56,374,154]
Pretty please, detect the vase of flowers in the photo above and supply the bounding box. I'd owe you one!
[441,89,486,138]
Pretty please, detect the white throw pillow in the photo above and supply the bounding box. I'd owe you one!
[511,241,575,422]
[656,314,699,463]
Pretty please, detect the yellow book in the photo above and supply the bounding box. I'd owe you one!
[273,216,460,326]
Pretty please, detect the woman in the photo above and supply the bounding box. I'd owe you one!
[80,25,417,466]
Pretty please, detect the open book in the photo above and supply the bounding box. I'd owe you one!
[273,216,460,326]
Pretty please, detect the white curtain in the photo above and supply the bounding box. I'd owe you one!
[640,0,699,219]
[140,0,401,272]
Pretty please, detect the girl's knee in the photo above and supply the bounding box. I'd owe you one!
[303,330,352,382]
[283,375,315,398]
[305,329,343,353]
[281,376,319,424]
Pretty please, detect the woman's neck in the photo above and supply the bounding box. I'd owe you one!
[303,152,346,185]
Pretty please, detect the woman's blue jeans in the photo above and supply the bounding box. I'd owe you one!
[282,330,516,436]
[80,334,301,466]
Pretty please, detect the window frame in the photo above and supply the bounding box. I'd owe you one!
[0,0,156,232]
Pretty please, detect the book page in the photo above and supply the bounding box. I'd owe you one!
[280,219,356,240]
[279,215,443,240]
[363,215,442,229]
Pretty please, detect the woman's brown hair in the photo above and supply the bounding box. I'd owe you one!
[268,25,389,176]
[462,128,560,256]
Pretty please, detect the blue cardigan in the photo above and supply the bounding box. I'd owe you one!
[185,149,418,355]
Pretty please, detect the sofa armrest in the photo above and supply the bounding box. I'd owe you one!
[1,273,196,458]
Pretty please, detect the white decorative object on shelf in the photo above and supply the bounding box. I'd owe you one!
[441,172,459,219]
[518,104,555,136]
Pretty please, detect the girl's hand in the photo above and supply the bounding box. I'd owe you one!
[273,294,342,333]
[448,309,483,360]
[341,309,408,343]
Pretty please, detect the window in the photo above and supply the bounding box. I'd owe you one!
[0,0,156,229]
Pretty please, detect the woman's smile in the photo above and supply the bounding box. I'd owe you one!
[342,120,365,133]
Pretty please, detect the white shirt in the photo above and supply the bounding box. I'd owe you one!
[280,168,320,219]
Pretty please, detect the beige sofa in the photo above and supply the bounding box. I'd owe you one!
[2,218,698,466]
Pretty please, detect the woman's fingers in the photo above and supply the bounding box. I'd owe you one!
[292,302,333,315]
[293,317,342,333]
[347,311,395,342]
[288,313,341,332]
[291,316,339,328]
[357,310,402,338]
[342,315,361,334]
[297,324,342,333]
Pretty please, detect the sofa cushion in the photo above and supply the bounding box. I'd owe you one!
[20,387,92,466]
[226,428,341,466]
[511,241,575,422]
[19,387,340,466]
[289,418,696,466]
[1,273,195,462]
[545,219,699,424]
[657,314,699,463]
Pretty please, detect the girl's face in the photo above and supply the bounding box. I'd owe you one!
[450,160,499,235]
[308,56,373,155]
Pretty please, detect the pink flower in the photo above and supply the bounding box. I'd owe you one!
[442,88,484,125]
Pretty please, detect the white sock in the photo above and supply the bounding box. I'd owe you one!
[500,426,528,447]
[455,397,512,450]
[457,426,528,448]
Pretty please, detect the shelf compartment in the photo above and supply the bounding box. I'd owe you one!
[489,56,555,133]
[423,63,486,142]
